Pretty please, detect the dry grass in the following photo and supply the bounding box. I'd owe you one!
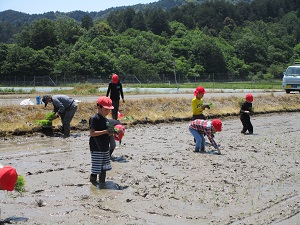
[0,93,299,136]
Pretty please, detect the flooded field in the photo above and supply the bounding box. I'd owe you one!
[0,113,299,224]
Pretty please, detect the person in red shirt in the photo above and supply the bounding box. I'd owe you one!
[189,119,222,154]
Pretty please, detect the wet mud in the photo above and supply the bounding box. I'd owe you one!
[0,113,299,225]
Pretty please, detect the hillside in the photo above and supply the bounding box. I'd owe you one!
[0,0,299,86]
[0,0,250,23]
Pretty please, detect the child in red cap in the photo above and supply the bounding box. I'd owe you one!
[191,86,210,120]
[240,93,254,134]
[89,97,115,185]
[0,165,18,191]
[189,119,222,154]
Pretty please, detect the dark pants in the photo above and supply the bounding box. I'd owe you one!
[60,103,77,136]
[109,135,116,156]
[112,100,119,120]
[240,115,253,133]
[192,114,206,120]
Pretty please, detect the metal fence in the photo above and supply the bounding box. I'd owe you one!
[0,73,276,86]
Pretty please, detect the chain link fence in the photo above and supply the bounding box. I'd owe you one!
[0,73,278,87]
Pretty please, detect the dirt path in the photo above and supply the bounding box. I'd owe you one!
[0,113,299,225]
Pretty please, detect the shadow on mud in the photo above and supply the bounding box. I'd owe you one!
[91,180,129,190]
[0,216,28,224]
[110,155,128,163]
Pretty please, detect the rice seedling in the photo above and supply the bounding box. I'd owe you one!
[14,175,26,194]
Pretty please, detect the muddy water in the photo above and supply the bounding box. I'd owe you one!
[0,113,300,224]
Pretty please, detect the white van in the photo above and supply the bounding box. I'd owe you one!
[282,61,300,93]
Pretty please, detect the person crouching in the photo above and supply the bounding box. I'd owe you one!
[189,119,222,154]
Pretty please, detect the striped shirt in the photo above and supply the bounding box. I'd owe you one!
[189,119,218,149]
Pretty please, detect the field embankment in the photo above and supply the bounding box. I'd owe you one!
[0,93,299,137]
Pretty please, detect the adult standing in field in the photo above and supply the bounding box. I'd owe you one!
[106,74,125,120]
[42,94,78,137]
[191,86,210,120]
[240,93,254,134]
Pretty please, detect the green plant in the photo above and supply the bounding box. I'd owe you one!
[34,119,52,126]
[45,112,55,121]
[15,175,26,193]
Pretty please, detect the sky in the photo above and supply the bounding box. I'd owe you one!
[0,0,158,14]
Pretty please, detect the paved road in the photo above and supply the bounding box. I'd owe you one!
[0,89,287,106]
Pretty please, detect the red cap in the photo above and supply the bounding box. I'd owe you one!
[245,93,253,102]
[212,119,222,132]
[0,166,18,191]
[112,74,119,84]
[97,97,114,109]
[194,86,206,96]
[113,124,125,141]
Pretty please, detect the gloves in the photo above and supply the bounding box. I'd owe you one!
[205,104,210,109]
[107,126,115,135]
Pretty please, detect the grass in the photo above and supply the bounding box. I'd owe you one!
[0,92,299,136]
[128,81,282,90]
[0,80,283,96]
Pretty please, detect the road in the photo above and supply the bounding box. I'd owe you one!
[0,89,286,106]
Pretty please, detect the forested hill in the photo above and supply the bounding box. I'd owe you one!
[0,0,247,24]
[0,0,299,85]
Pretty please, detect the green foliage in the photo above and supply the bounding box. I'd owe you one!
[1,0,300,83]
[34,119,52,127]
[238,97,245,106]
[15,175,26,194]
[45,112,56,120]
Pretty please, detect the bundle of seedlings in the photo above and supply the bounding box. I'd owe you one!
[34,112,55,127]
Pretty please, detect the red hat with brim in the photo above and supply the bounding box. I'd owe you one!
[212,119,222,132]
[194,86,206,96]
[97,97,114,110]
[0,166,18,191]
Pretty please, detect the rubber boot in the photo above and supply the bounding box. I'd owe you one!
[99,171,106,183]
[90,174,97,183]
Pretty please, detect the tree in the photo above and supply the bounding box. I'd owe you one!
[145,8,170,35]
[132,11,147,31]
[184,30,227,74]
[1,44,52,77]
[234,30,268,71]
[16,19,57,50]
[81,15,94,30]
[55,18,83,45]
